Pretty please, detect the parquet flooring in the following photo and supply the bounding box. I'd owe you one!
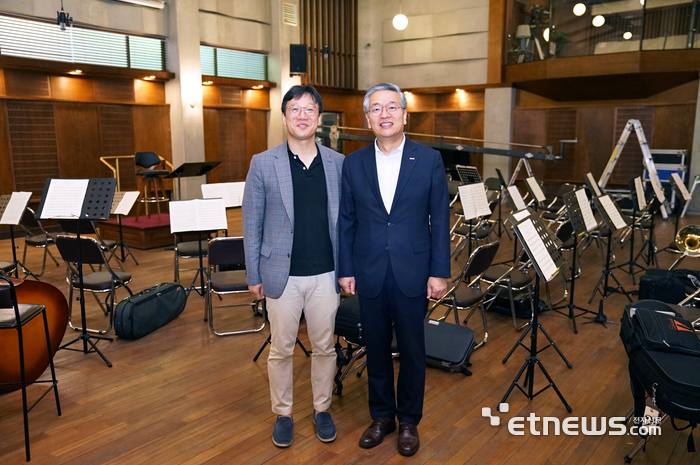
[1,209,699,464]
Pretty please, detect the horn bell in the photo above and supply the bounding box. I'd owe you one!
[676,224,700,257]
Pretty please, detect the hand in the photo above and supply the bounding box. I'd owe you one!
[427,277,447,300]
[249,283,264,300]
[339,277,356,295]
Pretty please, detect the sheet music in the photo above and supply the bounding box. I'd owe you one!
[600,195,627,230]
[634,177,646,211]
[586,172,602,197]
[112,191,140,216]
[458,183,491,220]
[512,209,531,221]
[649,174,666,203]
[519,218,558,282]
[169,198,228,233]
[40,179,89,219]
[0,192,31,225]
[525,177,546,203]
[201,182,245,208]
[507,185,527,210]
[670,173,691,201]
[575,189,597,232]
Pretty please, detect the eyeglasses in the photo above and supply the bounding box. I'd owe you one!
[368,104,403,116]
[287,105,319,117]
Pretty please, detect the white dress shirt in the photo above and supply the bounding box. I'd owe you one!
[375,135,405,214]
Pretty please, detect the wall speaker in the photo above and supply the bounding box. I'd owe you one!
[290,44,307,74]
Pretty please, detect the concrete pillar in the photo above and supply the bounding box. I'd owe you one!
[483,87,516,181]
[165,0,205,200]
[268,0,302,149]
[688,80,700,215]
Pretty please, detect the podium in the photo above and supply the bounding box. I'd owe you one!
[166,161,221,200]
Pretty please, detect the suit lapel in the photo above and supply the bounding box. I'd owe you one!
[361,144,385,213]
[273,142,294,223]
[320,146,339,224]
[390,138,418,214]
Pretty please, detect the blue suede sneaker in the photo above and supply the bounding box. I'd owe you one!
[272,416,294,448]
[313,411,337,443]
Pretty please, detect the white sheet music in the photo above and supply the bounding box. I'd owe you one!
[586,172,602,197]
[670,173,691,201]
[40,179,89,219]
[525,177,546,203]
[519,218,558,282]
[507,185,527,211]
[649,174,666,203]
[0,192,32,225]
[458,183,491,220]
[574,189,597,232]
[201,182,246,208]
[169,198,228,233]
[512,209,531,221]
[112,191,140,216]
[634,177,646,211]
[600,195,627,230]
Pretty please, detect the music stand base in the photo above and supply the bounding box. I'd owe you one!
[549,305,594,334]
[253,335,311,362]
[502,322,572,368]
[60,334,113,367]
[583,299,621,329]
[500,355,573,413]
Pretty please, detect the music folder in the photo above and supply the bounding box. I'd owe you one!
[563,188,597,235]
[510,213,564,282]
[506,185,528,211]
[670,172,691,202]
[458,182,491,221]
[631,176,646,212]
[525,176,547,204]
[169,198,228,234]
[594,194,629,232]
[0,192,32,225]
[110,191,140,216]
[585,172,603,197]
[201,182,245,208]
[35,178,116,221]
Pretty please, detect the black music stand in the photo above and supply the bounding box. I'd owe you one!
[549,189,595,333]
[493,168,511,239]
[500,212,572,413]
[454,182,492,260]
[616,177,647,284]
[456,165,482,185]
[588,195,633,304]
[110,191,140,265]
[0,193,38,280]
[36,178,117,367]
[632,197,661,270]
[166,161,222,200]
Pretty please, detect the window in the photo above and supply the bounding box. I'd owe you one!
[200,45,268,81]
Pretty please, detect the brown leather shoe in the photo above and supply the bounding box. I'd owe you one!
[397,422,419,456]
[359,418,396,448]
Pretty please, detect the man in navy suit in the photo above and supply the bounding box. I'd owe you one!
[338,82,450,456]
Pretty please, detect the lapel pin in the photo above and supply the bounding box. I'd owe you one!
[409,157,415,160]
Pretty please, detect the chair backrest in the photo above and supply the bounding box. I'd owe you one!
[134,151,161,170]
[557,183,577,197]
[19,207,39,230]
[555,221,574,244]
[55,235,106,265]
[484,177,501,191]
[208,237,245,267]
[59,219,97,235]
[461,241,500,281]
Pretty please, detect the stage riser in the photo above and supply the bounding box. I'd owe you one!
[98,221,172,250]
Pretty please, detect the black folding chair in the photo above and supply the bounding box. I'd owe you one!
[19,207,59,277]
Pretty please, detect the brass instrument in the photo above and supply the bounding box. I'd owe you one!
[674,225,700,308]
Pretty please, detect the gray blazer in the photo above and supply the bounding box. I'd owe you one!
[242,142,344,299]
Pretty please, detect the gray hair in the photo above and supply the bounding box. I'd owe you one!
[363,83,407,113]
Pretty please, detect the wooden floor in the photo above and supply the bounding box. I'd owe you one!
[1,209,699,464]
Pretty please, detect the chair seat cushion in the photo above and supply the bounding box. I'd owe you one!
[211,270,248,293]
[561,236,576,250]
[483,264,532,287]
[177,240,209,257]
[25,233,57,246]
[101,239,117,250]
[541,211,560,220]
[0,260,15,273]
[0,303,45,328]
[136,169,169,176]
[72,271,132,290]
[452,286,486,308]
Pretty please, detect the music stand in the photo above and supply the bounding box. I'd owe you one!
[36,178,117,367]
[549,188,596,333]
[499,213,572,413]
[455,165,482,185]
[454,182,492,259]
[166,161,222,200]
[169,198,228,297]
[490,170,510,239]
[0,193,38,279]
[524,176,547,211]
[110,191,140,265]
[588,194,633,304]
[616,177,647,284]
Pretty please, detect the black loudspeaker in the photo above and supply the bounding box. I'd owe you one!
[290,44,307,74]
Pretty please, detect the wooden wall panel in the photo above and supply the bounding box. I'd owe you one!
[133,105,172,192]
[50,76,94,101]
[545,109,577,181]
[203,108,221,184]
[217,109,247,183]
[0,102,12,196]
[5,71,50,98]
[512,109,547,178]
[6,101,59,197]
[611,107,655,185]
[576,107,616,181]
[246,110,268,173]
[100,105,136,191]
[652,104,695,151]
[460,111,485,174]
[54,103,103,180]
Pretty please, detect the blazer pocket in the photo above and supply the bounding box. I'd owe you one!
[354,241,369,256]
[414,240,431,253]
[261,243,273,258]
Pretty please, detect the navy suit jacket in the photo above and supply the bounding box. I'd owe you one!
[338,138,451,299]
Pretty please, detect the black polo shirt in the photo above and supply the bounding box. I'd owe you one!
[288,145,334,276]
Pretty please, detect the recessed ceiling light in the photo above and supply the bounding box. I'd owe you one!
[203,81,214,85]
[69,70,82,75]
[592,15,605,27]
[573,3,586,16]
[623,31,633,40]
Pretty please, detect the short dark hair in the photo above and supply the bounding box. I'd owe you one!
[281,85,323,114]
[363,83,407,113]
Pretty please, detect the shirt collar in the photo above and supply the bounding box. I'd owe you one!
[374,135,406,157]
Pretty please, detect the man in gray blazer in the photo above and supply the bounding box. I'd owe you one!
[242,85,344,448]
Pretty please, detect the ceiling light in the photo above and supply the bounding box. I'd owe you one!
[592,15,605,27]
[143,76,156,80]
[623,31,632,40]
[543,27,550,42]
[393,1,408,30]
[69,70,82,75]
[573,3,586,16]
[203,81,214,85]
[456,88,463,92]
[252,85,264,89]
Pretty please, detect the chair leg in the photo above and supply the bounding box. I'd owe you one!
[153,177,162,223]
[16,322,31,461]
[42,311,61,416]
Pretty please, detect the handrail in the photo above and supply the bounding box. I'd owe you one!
[100,155,175,192]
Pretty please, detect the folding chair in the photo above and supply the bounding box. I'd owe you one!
[481,252,535,331]
[205,237,265,336]
[18,207,59,277]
